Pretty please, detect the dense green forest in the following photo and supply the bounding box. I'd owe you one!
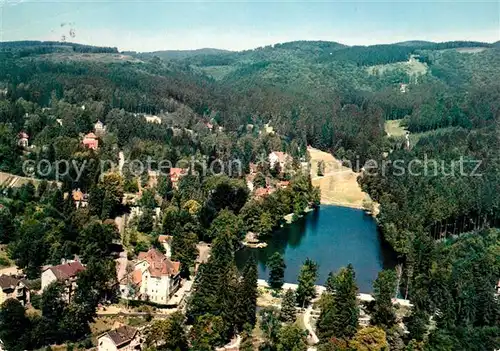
[0,39,499,350]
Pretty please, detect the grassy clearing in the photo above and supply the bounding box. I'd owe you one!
[385,119,407,137]
[198,65,237,80]
[308,148,369,208]
[366,57,428,76]
[442,47,489,54]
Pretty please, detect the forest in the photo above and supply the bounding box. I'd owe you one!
[0,39,499,350]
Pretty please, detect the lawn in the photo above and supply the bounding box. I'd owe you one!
[384,119,407,137]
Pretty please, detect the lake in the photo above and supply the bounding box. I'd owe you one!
[235,205,396,293]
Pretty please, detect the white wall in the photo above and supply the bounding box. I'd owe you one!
[98,336,118,351]
[41,269,57,292]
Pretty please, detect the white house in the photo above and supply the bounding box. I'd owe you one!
[246,174,255,192]
[120,248,180,304]
[0,275,30,306]
[98,325,141,351]
[94,120,106,136]
[144,115,162,124]
[41,261,85,302]
[268,151,291,170]
[17,132,29,148]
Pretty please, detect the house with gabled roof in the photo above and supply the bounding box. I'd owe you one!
[0,275,30,306]
[41,261,85,302]
[169,167,187,189]
[97,325,141,351]
[120,248,181,304]
[17,132,29,148]
[82,132,99,150]
[94,120,106,136]
[72,188,88,208]
[269,151,291,170]
[135,248,181,304]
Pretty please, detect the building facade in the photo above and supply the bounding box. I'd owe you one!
[41,261,85,302]
[0,275,30,306]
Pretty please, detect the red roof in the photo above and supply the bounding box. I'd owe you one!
[119,269,142,286]
[271,151,290,163]
[46,261,85,280]
[18,132,29,139]
[137,248,180,277]
[84,132,97,139]
[277,181,290,188]
[170,168,185,176]
[72,189,85,201]
[255,187,275,197]
[170,168,186,182]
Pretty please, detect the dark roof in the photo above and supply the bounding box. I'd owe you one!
[0,275,20,290]
[20,278,41,290]
[46,261,85,280]
[105,325,138,346]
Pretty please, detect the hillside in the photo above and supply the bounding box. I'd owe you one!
[143,48,232,60]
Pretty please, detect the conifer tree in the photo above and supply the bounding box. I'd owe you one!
[296,258,318,307]
[280,288,297,323]
[267,252,286,290]
[237,257,258,330]
[371,269,397,328]
[317,264,359,340]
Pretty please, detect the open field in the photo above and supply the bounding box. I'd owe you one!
[198,65,237,80]
[308,147,370,209]
[366,56,428,76]
[447,47,489,54]
[385,119,407,137]
[0,171,61,188]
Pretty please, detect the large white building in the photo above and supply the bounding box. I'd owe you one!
[120,248,181,304]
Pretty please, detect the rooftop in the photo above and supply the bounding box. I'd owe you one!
[0,275,20,290]
[138,248,180,277]
[102,325,138,347]
[45,261,85,281]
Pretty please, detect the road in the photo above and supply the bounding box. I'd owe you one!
[303,305,319,345]
[118,151,125,175]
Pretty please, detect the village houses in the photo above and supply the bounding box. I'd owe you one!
[98,325,141,351]
[0,275,30,306]
[41,261,85,302]
[119,248,181,304]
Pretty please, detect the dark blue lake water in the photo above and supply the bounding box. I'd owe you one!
[235,205,396,293]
